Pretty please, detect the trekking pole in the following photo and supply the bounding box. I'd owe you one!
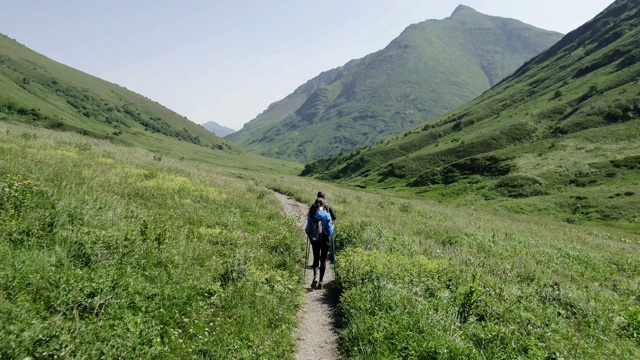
[331,234,337,272]
[304,234,310,278]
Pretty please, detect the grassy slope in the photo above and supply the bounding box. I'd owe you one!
[0,33,302,175]
[0,34,224,148]
[0,122,304,359]
[303,0,640,230]
[226,67,343,144]
[227,6,562,163]
[2,118,639,358]
[264,174,640,359]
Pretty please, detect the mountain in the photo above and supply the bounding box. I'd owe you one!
[226,5,563,162]
[0,33,233,154]
[302,0,640,227]
[201,121,236,137]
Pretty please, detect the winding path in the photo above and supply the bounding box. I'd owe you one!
[273,192,340,360]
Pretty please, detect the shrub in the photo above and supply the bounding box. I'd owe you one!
[611,155,640,170]
[334,219,378,251]
[552,90,563,99]
[619,306,640,344]
[493,175,545,198]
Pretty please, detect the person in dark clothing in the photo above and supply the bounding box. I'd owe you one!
[305,197,334,290]
[317,191,336,221]
[317,191,337,263]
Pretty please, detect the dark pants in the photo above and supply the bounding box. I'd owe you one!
[311,235,330,282]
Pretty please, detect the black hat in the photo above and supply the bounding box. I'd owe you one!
[317,191,326,199]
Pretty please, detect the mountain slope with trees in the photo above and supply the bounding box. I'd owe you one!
[303,0,640,228]
[0,33,233,153]
[227,5,563,162]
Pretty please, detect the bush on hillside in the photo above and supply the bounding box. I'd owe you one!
[410,168,442,187]
[611,155,640,170]
[410,155,514,187]
[493,175,545,198]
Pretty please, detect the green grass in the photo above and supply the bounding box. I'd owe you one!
[0,123,304,359]
[255,173,640,358]
[330,190,640,359]
[2,121,640,358]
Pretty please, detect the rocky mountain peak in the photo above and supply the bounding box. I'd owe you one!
[451,4,478,17]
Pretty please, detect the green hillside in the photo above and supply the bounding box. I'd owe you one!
[227,5,562,162]
[302,0,640,229]
[0,122,305,358]
[227,67,343,142]
[0,34,228,150]
[0,33,302,174]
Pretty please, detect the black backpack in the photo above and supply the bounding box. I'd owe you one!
[309,218,323,244]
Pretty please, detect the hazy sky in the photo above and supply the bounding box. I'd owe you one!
[2,0,614,130]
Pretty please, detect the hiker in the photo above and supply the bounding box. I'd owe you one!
[305,197,334,289]
[317,191,337,262]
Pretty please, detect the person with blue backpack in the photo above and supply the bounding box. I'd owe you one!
[305,197,334,289]
[316,191,337,264]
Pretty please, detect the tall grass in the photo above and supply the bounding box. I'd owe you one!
[261,175,640,358]
[0,123,304,359]
[2,122,639,358]
[345,196,638,358]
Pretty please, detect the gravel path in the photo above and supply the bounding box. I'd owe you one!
[273,192,341,360]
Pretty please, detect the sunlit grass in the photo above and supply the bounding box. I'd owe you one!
[0,123,304,359]
[2,121,639,358]
[260,173,640,358]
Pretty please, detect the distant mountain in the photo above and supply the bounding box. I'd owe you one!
[0,33,234,153]
[226,5,563,162]
[201,121,236,137]
[303,0,640,226]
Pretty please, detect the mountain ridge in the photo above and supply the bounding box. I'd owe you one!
[226,6,563,162]
[201,121,236,137]
[302,0,640,227]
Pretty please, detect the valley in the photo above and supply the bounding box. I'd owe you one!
[1,0,639,358]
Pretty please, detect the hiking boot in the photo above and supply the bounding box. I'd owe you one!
[311,278,317,289]
[316,282,323,289]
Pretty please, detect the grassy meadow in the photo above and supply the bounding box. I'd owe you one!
[0,122,304,359]
[266,177,640,358]
[2,121,639,359]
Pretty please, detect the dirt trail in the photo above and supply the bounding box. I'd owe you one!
[273,192,340,360]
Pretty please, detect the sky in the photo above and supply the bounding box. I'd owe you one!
[1,0,615,130]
